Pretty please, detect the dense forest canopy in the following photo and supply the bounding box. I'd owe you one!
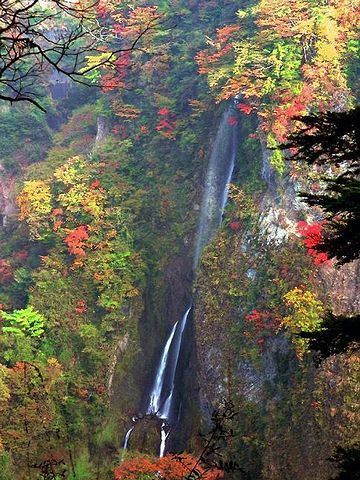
[0,0,358,479]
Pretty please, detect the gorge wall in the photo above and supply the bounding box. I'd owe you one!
[193,129,360,479]
[0,1,358,479]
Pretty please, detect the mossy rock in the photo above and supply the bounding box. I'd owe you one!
[128,416,162,456]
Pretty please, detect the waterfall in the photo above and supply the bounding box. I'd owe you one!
[147,321,180,415]
[122,416,137,452]
[157,306,192,419]
[146,306,192,419]
[193,108,238,268]
[160,423,170,457]
[123,426,134,449]
[122,105,238,456]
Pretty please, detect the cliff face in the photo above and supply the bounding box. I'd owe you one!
[1,91,357,478]
[0,164,16,225]
[320,261,360,315]
[193,139,360,479]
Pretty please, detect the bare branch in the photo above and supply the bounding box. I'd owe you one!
[0,0,161,110]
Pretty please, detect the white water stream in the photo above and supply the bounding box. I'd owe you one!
[157,306,192,420]
[193,108,238,268]
[123,426,134,449]
[122,106,238,456]
[147,320,179,416]
[160,422,170,457]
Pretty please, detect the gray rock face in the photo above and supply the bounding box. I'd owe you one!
[95,116,110,145]
[49,71,70,100]
[0,164,16,226]
[195,129,360,418]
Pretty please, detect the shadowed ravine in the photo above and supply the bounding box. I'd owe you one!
[122,105,239,456]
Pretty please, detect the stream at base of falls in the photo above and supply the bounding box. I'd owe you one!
[121,105,239,456]
[123,426,134,450]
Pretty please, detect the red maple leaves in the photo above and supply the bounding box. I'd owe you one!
[114,454,223,480]
[229,221,242,231]
[236,103,253,115]
[74,300,87,314]
[101,52,131,92]
[158,107,170,115]
[64,226,89,256]
[297,221,328,265]
[244,309,280,345]
[156,107,177,139]
[90,179,101,190]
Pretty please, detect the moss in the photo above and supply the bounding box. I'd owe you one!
[70,448,91,480]
[269,149,285,176]
[0,452,14,480]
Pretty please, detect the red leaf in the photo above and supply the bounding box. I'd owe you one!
[64,226,89,256]
[236,103,253,114]
[52,208,63,216]
[75,300,87,314]
[158,107,170,116]
[297,221,328,265]
[90,179,101,190]
[229,221,242,230]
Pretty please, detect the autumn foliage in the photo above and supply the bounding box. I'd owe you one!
[244,309,281,345]
[156,107,177,139]
[297,221,328,265]
[0,259,13,285]
[114,454,223,480]
[236,103,253,115]
[74,300,87,314]
[64,226,89,256]
[196,0,358,151]
[228,221,242,231]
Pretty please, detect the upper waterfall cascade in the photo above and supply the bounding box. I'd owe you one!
[122,106,239,456]
[193,108,238,268]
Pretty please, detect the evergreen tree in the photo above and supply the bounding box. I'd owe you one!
[329,444,360,480]
[283,108,360,361]
[285,109,360,480]
[299,312,360,362]
[283,106,360,264]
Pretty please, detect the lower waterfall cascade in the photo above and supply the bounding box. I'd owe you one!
[148,305,193,421]
[122,105,239,455]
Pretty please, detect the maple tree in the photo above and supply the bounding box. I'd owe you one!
[297,221,328,265]
[88,5,166,94]
[244,309,281,346]
[196,0,358,172]
[74,300,87,315]
[156,107,177,139]
[17,180,52,239]
[64,226,89,257]
[228,221,242,231]
[281,286,324,354]
[114,453,223,480]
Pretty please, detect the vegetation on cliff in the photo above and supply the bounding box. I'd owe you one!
[0,0,358,479]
